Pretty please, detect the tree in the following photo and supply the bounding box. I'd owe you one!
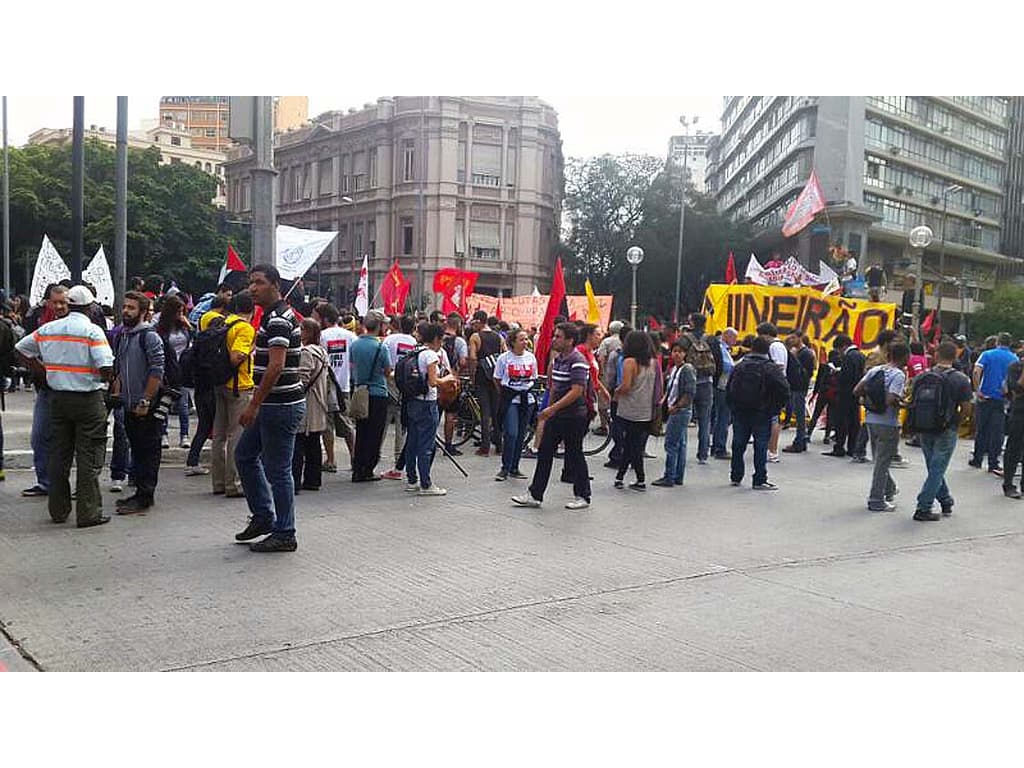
[970,285,1024,342]
[4,140,231,298]
[562,153,751,322]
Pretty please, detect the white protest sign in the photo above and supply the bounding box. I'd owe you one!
[30,235,71,307]
[275,225,338,281]
[83,245,115,307]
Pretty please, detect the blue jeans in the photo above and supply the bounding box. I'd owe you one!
[235,401,306,539]
[790,389,808,449]
[694,381,713,461]
[501,397,533,475]
[163,389,190,439]
[31,388,51,489]
[972,398,1006,468]
[730,409,771,486]
[711,387,731,456]
[916,427,957,512]
[662,407,692,484]
[405,398,440,489]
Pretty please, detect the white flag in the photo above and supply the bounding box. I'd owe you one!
[83,245,115,307]
[744,253,765,284]
[275,224,337,281]
[30,235,71,307]
[355,255,369,316]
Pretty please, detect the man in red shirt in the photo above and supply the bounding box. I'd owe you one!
[576,323,607,407]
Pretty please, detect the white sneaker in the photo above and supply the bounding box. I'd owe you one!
[565,497,590,510]
[767,452,780,463]
[419,485,448,497]
[179,438,191,449]
[184,466,210,476]
[109,481,123,493]
[405,482,420,493]
[161,437,170,449]
[511,493,541,508]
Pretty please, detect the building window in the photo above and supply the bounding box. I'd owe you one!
[367,221,376,258]
[458,139,466,183]
[205,129,217,137]
[341,154,350,193]
[353,151,366,191]
[205,162,212,173]
[470,221,501,259]
[455,219,466,256]
[195,161,202,168]
[170,136,181,146]
[368,149,377,188]
[302,163,312,199]
[402,217,414,255]
[241,179,251,211]
[338,223,348,264]
[472,143,501,187]
[354,222,363,258]
[505,222,514,260]
[318,158,334,196]
[403,139,415,182]
[506,129,517,187]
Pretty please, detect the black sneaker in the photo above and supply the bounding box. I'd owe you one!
[235,518,273,542]
[115,497,153,515]
[604,460,620,469]
[613,479,624,490]
[651,478,674,488]
[495,470,508,482]
[249,535,297,553]
[509,470,529,479]
[913,509,941,521]
[629,482,646,492]
[941,505,953,517]
[752,482,779,491]
[968,459,982,469]
[77,515,111,529]
[1003,486,1022,499]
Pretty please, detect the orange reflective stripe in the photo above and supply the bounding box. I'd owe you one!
[45,364,100,374]
[36,334,108,347]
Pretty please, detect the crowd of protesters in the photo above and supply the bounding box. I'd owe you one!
[3,266,1024,555]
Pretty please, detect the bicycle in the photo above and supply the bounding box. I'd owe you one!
[521,376,611,458]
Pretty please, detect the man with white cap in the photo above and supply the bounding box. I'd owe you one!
[15,285,115,527]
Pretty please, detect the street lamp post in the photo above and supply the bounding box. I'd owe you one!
[626,245,645,328]
[673,115,698,324]
[908,225,933,334]
[937,183,962,329]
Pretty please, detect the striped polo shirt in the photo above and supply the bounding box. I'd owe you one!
[15,311,114,392]
[252,300,303,405]
[549,348,590,420]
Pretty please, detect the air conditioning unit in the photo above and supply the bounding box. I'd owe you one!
[894,186,904,194]
[930,196,941,205]
[890,147,901,155]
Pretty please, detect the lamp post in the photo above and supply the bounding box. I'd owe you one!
[626,245,645,328]
[937,183,962,329]
[908,225,933,334]
[673,115,698,324]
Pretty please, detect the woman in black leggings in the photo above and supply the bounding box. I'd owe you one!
[613,331,657,491]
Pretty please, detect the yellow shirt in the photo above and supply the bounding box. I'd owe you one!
[199,311,255,391]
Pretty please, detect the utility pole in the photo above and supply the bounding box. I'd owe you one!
[674,144,688,324]
[71,96,85,282]
[3,95,10,297]
[114,96,128,309]
[250,96,276,265]
[417,104,426,308]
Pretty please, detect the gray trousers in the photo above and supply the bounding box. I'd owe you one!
[867,423,899,504]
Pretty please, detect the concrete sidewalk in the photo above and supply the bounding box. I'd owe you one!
[1,392,1022,671]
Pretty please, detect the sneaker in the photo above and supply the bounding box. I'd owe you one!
[968,459,982,469]
[161,437,170,449]
[781,445,805,454]
[822,450,846,458]
[913,509,941,522]
[115,497,152,515]
[511,493,541,508]
[323,463,338,473]
[767,452,780,463]
[509,470,529,480]
[565,497,590,510]
[651,478,674,488]
[730,480,742,487]
[629,482,646,492]
[867,501,896,512]
[613,479,624,490]
[941,504,953,517]
[405,482,420,493]
[697,458,708,465]
[108,481,123,493]
[752,482,779,491]
[989,466,1004,477]
[419,485,448,497]
[891,456,910,468]
[495,470,508,482]
[382,469,404,480]
[603,460,620,469]
[850,455,869,464]
[179,438,191,449]
[235,518,273,542]
[712,452,731,460]
[21,485,48,497]
[184,465,210,476]
[249,535,297,553]
[1003,486,1022,499]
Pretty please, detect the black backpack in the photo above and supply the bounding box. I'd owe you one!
[192,317,244,393]
[140,329,182,390]
[862,368,890,414]
[727,356,768,411]
[908,369,955,433]
[395,347,429,398]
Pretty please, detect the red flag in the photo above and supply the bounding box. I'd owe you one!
[381,262,411,315]
[782,170,827,238]
[534,257,567,375]
[648,315,662,331]
[432,268,479,316]
[495,299,502,320]
[725,251,737,284]
[920,309,934,335]
[226,244,246,272]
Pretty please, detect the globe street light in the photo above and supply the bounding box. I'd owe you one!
[626,245,645,328]
[908,225,933,333]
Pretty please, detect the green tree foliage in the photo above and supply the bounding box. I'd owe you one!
[4,139,234,297]
[563,153,751,321]
[970,285,1024,342]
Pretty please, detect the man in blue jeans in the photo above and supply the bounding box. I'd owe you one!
[680,313,715,465]
[971,332,1017,475]
[726,335,790,490]
[234,265,306,553]
[711,328,737,460]
[914,342,973,520]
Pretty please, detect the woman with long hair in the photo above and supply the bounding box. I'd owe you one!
[613,331,657,491]
[155,293,192,449]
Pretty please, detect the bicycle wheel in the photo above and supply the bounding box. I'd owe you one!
[449,392,480,448]
[553,410,611,458]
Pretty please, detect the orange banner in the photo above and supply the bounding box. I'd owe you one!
[464,294,613,331]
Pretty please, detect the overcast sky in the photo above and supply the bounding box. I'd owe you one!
[1,94,725,160]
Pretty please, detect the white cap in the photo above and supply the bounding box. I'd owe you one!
[67,285,96,307]
[609,320,624,334]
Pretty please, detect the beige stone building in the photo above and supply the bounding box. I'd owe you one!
[223,96,563,304]
[28,124,227,207]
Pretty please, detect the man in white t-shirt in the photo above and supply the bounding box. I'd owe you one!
[758,321,789,464]
[382,314,418,479]
[404,322,453,496]
[314,302,356,471]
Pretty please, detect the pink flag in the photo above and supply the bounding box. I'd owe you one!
[782,170,827,238]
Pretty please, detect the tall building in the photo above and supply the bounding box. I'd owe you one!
[28,123,227,207]
[274,96,309,134]
[667,132,716,192]
[223,96,563,304]
[1000,97,1024,267]
[706,96,1015,320]
[159,96,231,151]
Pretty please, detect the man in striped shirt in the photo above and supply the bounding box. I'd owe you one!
[16,285,115,528]
[234,264,306,553]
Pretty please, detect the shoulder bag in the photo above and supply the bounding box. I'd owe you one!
[349,341,383,420]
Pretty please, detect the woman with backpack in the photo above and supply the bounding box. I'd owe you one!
[613,331,658,491]
[293,319,331,492]
[155,294,193,450]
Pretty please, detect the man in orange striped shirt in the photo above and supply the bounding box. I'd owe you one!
[16,286,115,528]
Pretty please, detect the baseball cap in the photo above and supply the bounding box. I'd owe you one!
[953,334,967,344]
[67,285,96,307]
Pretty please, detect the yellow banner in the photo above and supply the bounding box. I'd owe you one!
[701,283,898,361]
